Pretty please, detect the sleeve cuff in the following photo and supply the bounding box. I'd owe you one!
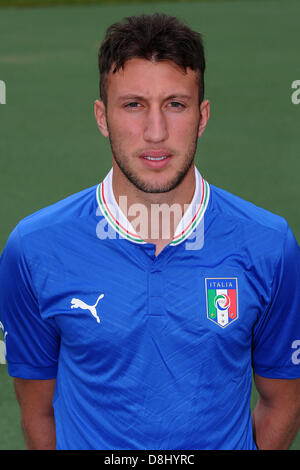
[253,365,300,379]
[7,362,57,379]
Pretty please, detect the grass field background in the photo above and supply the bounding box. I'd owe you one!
[0,0,299,450]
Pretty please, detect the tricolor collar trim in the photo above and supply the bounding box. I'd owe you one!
[97,170,145,244]
[96,167,210,246]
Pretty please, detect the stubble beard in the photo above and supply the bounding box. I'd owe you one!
[107,125,200,194]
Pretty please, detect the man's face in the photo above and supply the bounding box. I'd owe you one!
[95,58,209,193]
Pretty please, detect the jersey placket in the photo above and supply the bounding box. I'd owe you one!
[148,268,164,318]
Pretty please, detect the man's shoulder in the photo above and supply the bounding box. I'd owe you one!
[209,183,289,238]
[16,184,99,239]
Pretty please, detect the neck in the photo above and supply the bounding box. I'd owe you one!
[111,162,196,248]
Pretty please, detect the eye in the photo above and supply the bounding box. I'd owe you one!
[125,102,142,109]
[168,101,185,109]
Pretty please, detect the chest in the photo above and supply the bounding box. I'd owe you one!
[33,244,268,369]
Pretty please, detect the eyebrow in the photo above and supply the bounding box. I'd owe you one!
[117,94,192,102]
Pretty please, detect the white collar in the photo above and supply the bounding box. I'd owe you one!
[96,166,210,246]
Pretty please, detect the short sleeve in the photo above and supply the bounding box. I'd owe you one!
[252,223,300,379]
[0,225,59,379]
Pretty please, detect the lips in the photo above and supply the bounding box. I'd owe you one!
[143,155,168,161]
[140,150,172,158]
[139,151,172,169]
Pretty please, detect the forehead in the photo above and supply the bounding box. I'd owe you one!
[106,58,199,100]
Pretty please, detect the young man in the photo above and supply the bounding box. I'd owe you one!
[1,13,300,451]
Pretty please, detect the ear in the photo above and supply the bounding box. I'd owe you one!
[198,99,210,138]
[94,99,109,137]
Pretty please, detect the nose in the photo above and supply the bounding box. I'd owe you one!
[143,106,168,143]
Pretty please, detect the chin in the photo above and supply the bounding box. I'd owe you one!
[133,173,186,194]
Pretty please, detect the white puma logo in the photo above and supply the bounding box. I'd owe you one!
[70,294,104,323]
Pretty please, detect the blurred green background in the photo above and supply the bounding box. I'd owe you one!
[0,0,299,450]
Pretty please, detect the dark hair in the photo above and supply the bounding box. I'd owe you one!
[98,13,206,106]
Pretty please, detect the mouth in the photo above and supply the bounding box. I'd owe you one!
[143,156,168,161]
[139,151,172,169]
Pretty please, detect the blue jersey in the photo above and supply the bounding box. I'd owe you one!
[1,166,300,450]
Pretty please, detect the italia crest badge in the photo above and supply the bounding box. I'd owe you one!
[205,278,239,328]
